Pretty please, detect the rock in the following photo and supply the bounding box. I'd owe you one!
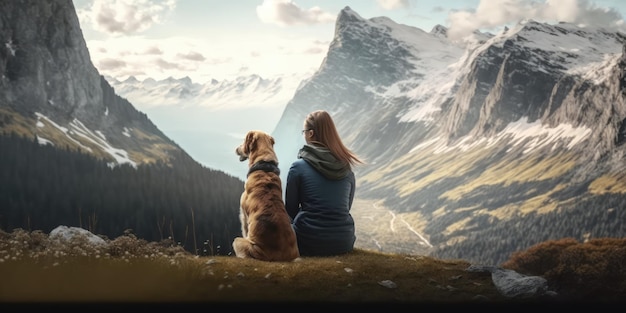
[49,225,107,246]
[466,265,556,299]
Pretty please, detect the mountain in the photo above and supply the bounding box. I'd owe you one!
[0,0,181,166]
[0,0,243,254]
[104,72,310,180]
[271,7,626,265]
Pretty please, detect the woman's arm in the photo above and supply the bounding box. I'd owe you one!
[348,171,356,210]
[284,163,300,220]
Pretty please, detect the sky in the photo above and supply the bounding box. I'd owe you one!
[72,0,626,85]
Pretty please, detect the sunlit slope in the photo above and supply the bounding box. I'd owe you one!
[588,172,626,194]
[357,138,626,255]
[0,107,179,166]
[357,135,626,263]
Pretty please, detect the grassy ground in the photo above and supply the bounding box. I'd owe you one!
[1,248,508,303]
[2,228,622,308]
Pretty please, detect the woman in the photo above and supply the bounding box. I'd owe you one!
[284,110,363,256]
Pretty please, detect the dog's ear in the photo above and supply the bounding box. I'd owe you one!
[245,131,256,154]
[270,136,275,146]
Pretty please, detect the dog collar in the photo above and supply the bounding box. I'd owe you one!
[248,160,280,177]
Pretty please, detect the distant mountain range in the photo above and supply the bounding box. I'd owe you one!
[104,73,310,179]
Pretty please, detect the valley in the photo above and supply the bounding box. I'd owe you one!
[352,197,434,256]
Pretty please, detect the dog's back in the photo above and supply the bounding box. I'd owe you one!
[233,130,299,262]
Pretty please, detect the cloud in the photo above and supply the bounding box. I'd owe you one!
[432,6,446,13]
[377,0,410,10]
[177,51,206,61]
[237,66,251,75]
[154,58,181,70]
[78,0,177,35]
[256,0,336,26]
[303,46,325,54]
[84,31,323,82]
[97,58,126,70]
[142,46,163,55]
[205,57,233,65]
[446,0,626,40]
[302,39,330,54]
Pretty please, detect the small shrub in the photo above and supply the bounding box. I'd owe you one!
[502,237,626,301]
[502,237,578,275]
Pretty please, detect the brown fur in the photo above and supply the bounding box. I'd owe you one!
[232,130,299,261]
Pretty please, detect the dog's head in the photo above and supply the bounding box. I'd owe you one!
[236,130,276,163]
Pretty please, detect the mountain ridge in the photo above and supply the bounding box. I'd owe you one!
[270,7,626,265]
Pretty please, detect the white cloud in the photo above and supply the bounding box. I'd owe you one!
[446,0,626,40]
[85,34,327,82]
[177,51,206,61]
[78,0,177,35]
[256,0,336,26]
[377,0,410,10]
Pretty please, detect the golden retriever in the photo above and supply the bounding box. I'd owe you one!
[233,130,299,261]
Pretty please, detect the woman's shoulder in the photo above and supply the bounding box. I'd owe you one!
[288,158,309,171]
[290,158,307,166]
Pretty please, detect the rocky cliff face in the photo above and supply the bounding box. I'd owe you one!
[446,21,626,150]
[0,0,181,166]
[273,7,455,177]
[273,7,626,264]
[0,0,99,120]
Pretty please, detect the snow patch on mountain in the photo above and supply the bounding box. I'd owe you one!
[577,54,621,84]
[35,112,137,168]
[410,117,591,155]
[497,118,592,152]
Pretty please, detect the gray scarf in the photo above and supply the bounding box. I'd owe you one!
[297,144,350,180]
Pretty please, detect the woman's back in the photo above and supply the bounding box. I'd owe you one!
[285,158,356,256]
[285,110,363,257]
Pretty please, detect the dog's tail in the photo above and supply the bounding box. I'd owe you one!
[232,237,269,260]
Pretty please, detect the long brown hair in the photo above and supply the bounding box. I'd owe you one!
[304,110,363,167]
